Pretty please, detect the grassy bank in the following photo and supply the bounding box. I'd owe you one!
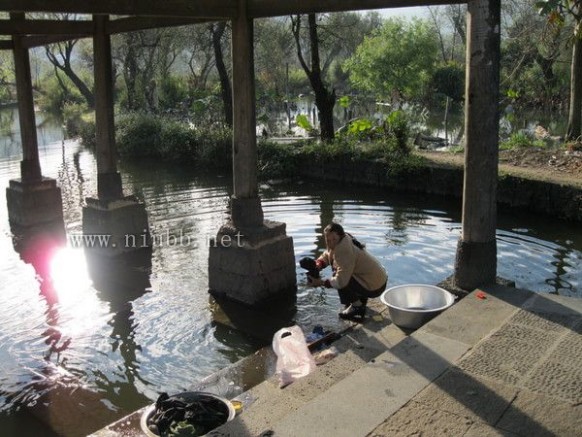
[73,112,426,181]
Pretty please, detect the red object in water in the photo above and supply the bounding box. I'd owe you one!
[476,291,487,300]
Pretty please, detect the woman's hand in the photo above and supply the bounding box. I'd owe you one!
[307,276,324,287]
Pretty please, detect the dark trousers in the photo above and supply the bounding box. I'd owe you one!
[338,277,387,306]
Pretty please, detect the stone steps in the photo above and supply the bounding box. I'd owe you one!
[207,285,526,437]
[207,304,411,437]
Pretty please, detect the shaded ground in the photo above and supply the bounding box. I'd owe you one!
[418,147,582,189]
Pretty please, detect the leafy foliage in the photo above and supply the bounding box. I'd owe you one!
[432,62,465,102]
[500,131,548,149]
[0,52,15,103]
[37,75,86,113]
[257,139,301,179]
[103,112,232,167]
[62,102,91,138]
[385,110,410,154]
[159,75,189,110]
[296,114,313,131]
[342,18,439,101]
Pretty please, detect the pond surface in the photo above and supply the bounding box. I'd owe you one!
[0,109,580,434]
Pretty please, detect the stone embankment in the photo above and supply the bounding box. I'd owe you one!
[301,154,582,222]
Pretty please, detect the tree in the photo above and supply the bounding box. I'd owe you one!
[112,27,186,113]
[316,11,382,93]
[181,24,216,91]
[538,0,582,139]
[210,21,232,127]
[426,5,466,63]
[291,13,337,142]
[0,51,15,103]
[113,31,153,111]
[254,17,295,98]
[45,40,95,109]
[500,1,568,109]
[343,18,439,104]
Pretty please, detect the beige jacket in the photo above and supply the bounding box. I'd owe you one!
[318,234,387,291]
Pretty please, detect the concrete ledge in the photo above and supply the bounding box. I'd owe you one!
[300,157,582,222]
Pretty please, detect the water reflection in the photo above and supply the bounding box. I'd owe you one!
[85,248,153,411]
[7,220,154,426]
[11,227,75,366]
[12,228,65,307]
[210,293,297,345]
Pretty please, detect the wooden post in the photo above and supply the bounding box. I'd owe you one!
[230,0,263,227]
[11,13,41,182]
[93,14,123,200]
[454,0,500,290]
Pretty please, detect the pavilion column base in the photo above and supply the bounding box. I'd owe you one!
[6,177,65,241]
[208,219,297,307]
[82,196,150,257]
[454,238,497,291]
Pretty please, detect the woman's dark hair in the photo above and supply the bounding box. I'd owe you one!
[324,222,365,250]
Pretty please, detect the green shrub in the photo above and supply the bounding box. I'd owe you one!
[257,140,300,179]
[385,110,410,154]
[116,113,164,159]
[301,137,356,163]
[385,150,426,179]
[159,119,198,159]
[77,112,96,149]
[159,76,189,110]
[500,132,546,150]
[196,125,232,170]
[37,75,84,113]
[116,113,232,164]
[78,112,232,168]
[62,102,91,138]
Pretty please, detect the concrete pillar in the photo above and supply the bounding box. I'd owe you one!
[454,0,501,290]
[230,0,263,227]
[82,15,150,257]
[93,14,123,201]
[12,13,41,183]
[208,0,296,307]
[6,14,65,240]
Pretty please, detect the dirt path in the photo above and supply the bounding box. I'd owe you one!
[417,149,582,189]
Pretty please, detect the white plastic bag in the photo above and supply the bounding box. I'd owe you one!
[272,325,316,388]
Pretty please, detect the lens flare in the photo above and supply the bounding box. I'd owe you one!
[49,247,92,303]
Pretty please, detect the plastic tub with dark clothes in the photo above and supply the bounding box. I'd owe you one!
[140,391,236,437]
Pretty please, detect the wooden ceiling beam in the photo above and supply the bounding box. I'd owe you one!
[0,40,13,50]
[0,16,211,40]
[0,19,93,35]
[1,0,236,19]
[21,34,87,48]
[106,16,209,34]
[247,0,467,18]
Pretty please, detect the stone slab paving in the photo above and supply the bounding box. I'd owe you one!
[266,331,470,437]
[367,285,582,437]
[368,401,474,437]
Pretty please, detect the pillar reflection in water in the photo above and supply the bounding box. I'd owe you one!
[85,246,153,410]
[11,224,70,361]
